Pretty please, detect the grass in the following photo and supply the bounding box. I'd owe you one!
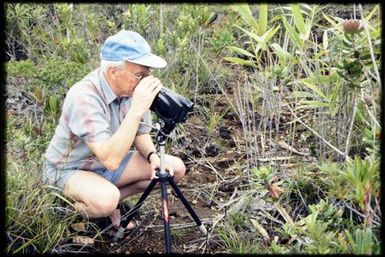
[5,3,381,254]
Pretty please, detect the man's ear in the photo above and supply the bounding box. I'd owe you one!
[107,66,119,81]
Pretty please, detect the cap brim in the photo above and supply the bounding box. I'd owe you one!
[126,54,167,68]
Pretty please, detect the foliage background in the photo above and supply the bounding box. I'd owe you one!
[3,3,382,254]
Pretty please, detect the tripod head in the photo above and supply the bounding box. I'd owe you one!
[150,87,194,142]
[154,121,176,143]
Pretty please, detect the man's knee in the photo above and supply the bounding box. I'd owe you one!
[173,157,186,181]
[89,186,120,216]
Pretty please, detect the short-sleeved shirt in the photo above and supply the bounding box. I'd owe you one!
[43,68,152,173]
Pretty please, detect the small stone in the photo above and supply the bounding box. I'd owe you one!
[70,222,86,232]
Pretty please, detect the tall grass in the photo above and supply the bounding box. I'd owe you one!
[5,3,381,254]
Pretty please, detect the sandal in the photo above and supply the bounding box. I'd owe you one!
[116,202,140,231]
[89,202,139,232]
[71,235,95,245]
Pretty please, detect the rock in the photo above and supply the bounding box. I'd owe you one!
[219,126,232,139]
[205,144,220,157]
[70,222,86,232]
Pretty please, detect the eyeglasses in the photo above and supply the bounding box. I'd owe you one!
[120,69,151,81]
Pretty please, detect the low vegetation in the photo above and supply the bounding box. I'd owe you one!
[5,3,381,254]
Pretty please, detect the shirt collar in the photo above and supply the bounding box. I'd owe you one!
[98,69,118,105]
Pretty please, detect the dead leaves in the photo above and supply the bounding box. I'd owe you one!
[267,175,284,199]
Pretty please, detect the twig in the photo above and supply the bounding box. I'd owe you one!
[360,88,380,128]
[285,102,349,160]
[358,4,381,88]
[190,41,238,115]
[148,218,212,232]
[187,149,225,180]
[343,201,380,226]
[200,212,226,253]
[217,187,240,210]
[344,93,358,157]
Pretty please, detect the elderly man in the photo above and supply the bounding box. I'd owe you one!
[42,30,186,230]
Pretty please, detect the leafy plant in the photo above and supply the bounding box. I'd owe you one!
[343,157,379,212]
[344,227,379,254]
[5,159,79,253]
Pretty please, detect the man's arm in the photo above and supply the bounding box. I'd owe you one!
[87,110,143,170]
[86,76,161,170]
[134,133,158,162]
[134,133,174,179]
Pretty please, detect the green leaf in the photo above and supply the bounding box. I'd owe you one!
[288,91,317,99]
[322,12,338,27]
[262,25,280,43]
[323,30,329,50]
[254,26,281,53]
[281,11,302,48]
[223,57,257,67]
[274,202,295,227]
[370,28,381,39]
[271,43,293,61]
[299,79,326,99]
[226,46,255,58]
[250,218,270,240]
[299,100,331,108]
[290,4,306,35]
[233,3,259,31]
[258,4,268,36]
[234,24,263,43]
[365,5,379,21]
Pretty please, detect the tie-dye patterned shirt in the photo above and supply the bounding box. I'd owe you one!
[44,68,152,172]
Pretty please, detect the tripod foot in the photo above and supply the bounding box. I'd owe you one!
[113,227,125,241]
[198,224,208,235]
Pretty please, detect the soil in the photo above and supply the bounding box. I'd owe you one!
[60,92,247,254]
[55,88,313,254]
[6,79,315,254]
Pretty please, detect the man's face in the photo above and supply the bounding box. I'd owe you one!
[115,62,151,97]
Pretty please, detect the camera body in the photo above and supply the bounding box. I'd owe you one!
[150,87,194,126]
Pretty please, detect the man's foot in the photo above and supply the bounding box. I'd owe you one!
[108,208,137,230]
[72,235,94,245]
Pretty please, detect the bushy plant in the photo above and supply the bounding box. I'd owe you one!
[5,3,381,254]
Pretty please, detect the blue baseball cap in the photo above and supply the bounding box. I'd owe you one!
[100,30,167,68]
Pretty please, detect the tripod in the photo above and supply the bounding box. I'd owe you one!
[113,121,207,253]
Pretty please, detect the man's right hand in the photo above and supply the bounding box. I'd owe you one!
[130,75,163,117]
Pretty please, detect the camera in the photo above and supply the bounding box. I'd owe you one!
[150,87,194,126]
[150,87,194,141]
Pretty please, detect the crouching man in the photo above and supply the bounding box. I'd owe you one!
[42,30,186,230]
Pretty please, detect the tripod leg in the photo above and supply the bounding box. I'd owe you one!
[160,177,172,253]
[113,179,158,241]
[167,176,208,235]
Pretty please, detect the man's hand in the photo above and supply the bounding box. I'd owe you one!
[130,75,162,117]
[149,153,174,180]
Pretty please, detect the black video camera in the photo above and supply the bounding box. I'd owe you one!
[150,87,194,125]
[150,87,194,140]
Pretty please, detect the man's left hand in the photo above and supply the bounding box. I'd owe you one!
[149,154,174,180]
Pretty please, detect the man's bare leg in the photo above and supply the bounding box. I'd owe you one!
[63,152,185,229]
[63,171,134,229]
[115,152,186,199]
[64,171,120,218]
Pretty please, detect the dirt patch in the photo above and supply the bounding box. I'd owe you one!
[108,188,221,254]
[62,183,225,254]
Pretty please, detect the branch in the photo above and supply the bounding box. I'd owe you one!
[286,103,349,160]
